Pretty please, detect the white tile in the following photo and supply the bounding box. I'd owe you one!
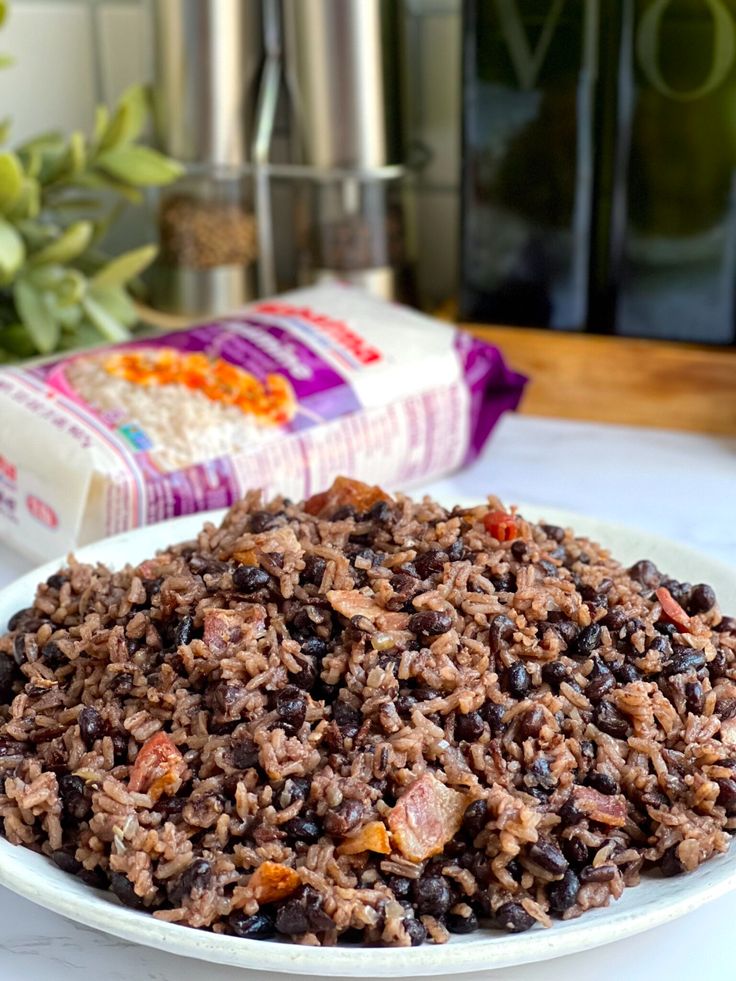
[0,3,96,144]
[98,1,151,107]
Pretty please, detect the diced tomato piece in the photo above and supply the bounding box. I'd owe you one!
[655,586,692,632]
[388,773,467,862]
[483,510,520,542]
[304,476,392,517]
[128,731,185,800]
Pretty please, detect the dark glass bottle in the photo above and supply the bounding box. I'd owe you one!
[460,0,599,328]
[594,0,736,343]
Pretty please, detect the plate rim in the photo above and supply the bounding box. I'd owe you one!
[0,502,735,976]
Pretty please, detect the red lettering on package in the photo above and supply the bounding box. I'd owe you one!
[26,494,58,529]
[0,454,16,484]
[255,302,382,366]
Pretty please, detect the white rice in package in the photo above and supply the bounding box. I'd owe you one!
[0,285,525,560]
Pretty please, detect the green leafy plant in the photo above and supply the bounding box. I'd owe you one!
[0,57,182,360]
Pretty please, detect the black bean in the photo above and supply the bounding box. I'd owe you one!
[614,662,641,684]
[300,637,327,660]
[710,648,729,679]
[276,685,307,730]
[365,499,391,523]
[594,701,630,739]
[529,839,568,875]
[562,836,589,868]
[229,910,276,940]
[716,778,736,814]
[511,541,528,561]
[323,799,364,837]
[542,524,565,543]
[173,616,193,647]
[648,635,672,656]
[39,641,66,668]
[276,885,333,935]
[655,620,678,638]
[519,705,545,739]
[480,701,507,735]
[455,710,484,742]
[78,867,108,890]
[7,608,34,631]
[167,859,212,905]
[58,773,89,820]
[628,560,660,588]
[491,573,517,593]
[11,634,25,665]
[542,661,569,690]
[571,624,601,659]
[46,573,67,589]
[414,549,448,580]
[51,850,82,875]
[489,614,515,653]
[717,697,736,721]
[527,757,555,790]
[664,646,705,677]
[282,814,321,844]
[142,577,163,601]
[684,680,705,714]
[282,776,311,805]
[332,699,361,737]
[660,846,685,877]
[110,672,133,696]
[384,875,411,900]
[586,658,615,702]
[403,917,427,946]
[552,618,580,647]
[0,655,16,702]
[580,864,616,883]
[463,799,489,839]
[495,901,535,933]
[587,770,618,796]
[331,505,356,521]
[602,608,627,632]
[411,876,452,917]
[717,616,736,634]
[232,564,271,593]
[301,554,327,587]
[78,706,103,749]
[506,661,530,698]
[688,583,716,614]
[539,559,558,578]
[110,871,145,909]
[446,908,479,934]
[111,730,129,764]
[250,510,281,532]
[409,610,452,636]
[547,869,580,913]
[661,578,691,607]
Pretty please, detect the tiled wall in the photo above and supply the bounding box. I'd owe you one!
[1,0,461,307]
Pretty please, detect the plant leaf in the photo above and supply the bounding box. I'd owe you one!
[73,171,143,204]
[82,294,130,341]
[0,2,8,29]
[0,324,37,359]
[0,55,14,70]
[89,283,137,326]
[91,243,157,288]
[0,118,11,146]
[14,278,60,353]
[99,85,148,151]
[0,219,25,284]
[0,152,23,213]
[97,145,183,187]
[93,105,109,146]
[28,220,93,266]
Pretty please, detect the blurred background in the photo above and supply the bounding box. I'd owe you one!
[5,0,735,345]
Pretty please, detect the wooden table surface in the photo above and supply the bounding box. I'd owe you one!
[466,325,736,436]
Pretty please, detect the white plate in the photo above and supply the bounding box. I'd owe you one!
[0,503,735,977]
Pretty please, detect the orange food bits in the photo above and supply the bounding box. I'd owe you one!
[249,861,301,903]
[128,731,185,800]
[304,476,392,517]
[337,821,391,856]
[483,510,520,542]
[388,773,467,862]
[655,586,692,632]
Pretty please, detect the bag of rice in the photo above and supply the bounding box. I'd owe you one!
[0,285,526,560]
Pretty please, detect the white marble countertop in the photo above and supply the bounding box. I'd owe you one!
[0,413,735,981]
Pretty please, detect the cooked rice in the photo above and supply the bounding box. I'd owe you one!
[1,480,735,947]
